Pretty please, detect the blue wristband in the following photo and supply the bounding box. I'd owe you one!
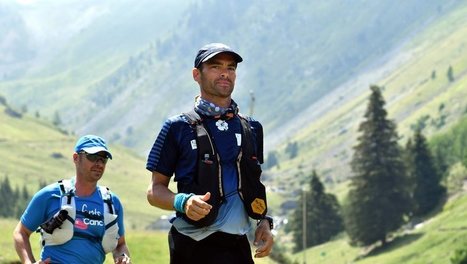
[174,193,195,213]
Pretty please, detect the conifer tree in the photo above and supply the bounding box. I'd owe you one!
[289,170,343,252]
[447,65,455,82]
[265,151,279,169]
[406,129,446,217]
[344,85,411,246]
[0,176,15,217]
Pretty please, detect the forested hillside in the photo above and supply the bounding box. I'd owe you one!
[1,1,467,263]
[267,2,467,192]
[0,0,461,155]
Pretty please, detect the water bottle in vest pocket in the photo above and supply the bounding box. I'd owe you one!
[102,213,119,253]
[40,204,75,246]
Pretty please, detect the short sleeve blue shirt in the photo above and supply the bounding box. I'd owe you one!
[21,180,125,264]
[146,112,263,240]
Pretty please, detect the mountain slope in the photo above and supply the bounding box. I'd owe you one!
[0,0,462,155]
[268,3,467,191]
[0,0,192,121]
[0,102,167,229]
[291,192,467,263]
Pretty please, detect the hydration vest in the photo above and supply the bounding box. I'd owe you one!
[180,110,267,227]
[39,179,120,253]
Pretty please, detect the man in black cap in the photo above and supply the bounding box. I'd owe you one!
[14,135,131,264]
[146,43,274,263]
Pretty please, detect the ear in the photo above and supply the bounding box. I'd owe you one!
[192,67,201,82]
[73,153,79,163]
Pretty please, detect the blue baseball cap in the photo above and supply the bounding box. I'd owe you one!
[194,43,243,68]
[74,135,112,159]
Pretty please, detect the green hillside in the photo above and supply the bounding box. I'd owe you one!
[0,0,462,155]
[290,192,467,264]
[2,1,467,263]
[0,102,169,230]
[268,2,467,193]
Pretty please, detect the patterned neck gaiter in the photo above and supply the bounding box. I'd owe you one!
[194,96,238,119]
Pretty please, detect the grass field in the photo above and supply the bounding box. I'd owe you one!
[0,103,171,230]
[289,192,467,264]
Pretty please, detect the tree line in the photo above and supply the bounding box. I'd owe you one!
[0,176,45,219]
[286,85,455,254]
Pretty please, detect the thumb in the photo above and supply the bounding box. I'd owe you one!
[201,192,211,202]
[42,258,52,264]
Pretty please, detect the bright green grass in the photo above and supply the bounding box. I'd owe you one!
[0,104,169,229]
[289,192,467,264]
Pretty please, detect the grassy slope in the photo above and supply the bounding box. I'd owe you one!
[269,4,467,264]
[268,1,467,197]
[2,3,467,263]
[290,192,467,264]
[0,104,170,229]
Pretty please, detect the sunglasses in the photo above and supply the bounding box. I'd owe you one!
[79,151,109,164]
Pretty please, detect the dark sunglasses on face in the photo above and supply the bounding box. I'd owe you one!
[79,151,109,164]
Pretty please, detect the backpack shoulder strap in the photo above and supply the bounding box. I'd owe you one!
[99,186,115,215]
[237,113,264,163]
[183,109,202,125]
[183,110,211,139]
[238,115,256,157]
[58,179,75,205]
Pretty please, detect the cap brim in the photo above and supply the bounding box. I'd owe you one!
[81,147,113,159]
[202,51,243,64]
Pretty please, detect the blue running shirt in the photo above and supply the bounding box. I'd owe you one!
[21,180,125,264]
[146,113,263,240]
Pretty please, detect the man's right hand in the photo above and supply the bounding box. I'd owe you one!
[184,192,213,221]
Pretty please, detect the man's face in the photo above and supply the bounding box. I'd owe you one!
[193,53,237,104]
[74,151,108,183]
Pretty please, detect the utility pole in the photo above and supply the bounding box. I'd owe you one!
[302,187,307,264]
[249,90,255,116]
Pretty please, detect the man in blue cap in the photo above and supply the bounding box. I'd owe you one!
[14,135,131,264]
[146,43,274,263]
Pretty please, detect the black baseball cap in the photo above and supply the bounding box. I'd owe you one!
[194,43,243,68]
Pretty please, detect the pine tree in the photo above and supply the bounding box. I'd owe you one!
[289,170,343,252]
[265,151,279,169]
[15,185,31,218]
[344,85,411,247]
[447,65,455,82]
[406,129,446,217]
[53,110,62,126]
[286,141,299,159]
[0,176,15,217]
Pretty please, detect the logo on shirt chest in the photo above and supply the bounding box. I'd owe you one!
[216,120,228,131]
[75,203,104,229]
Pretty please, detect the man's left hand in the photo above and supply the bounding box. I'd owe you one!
[114,253,131,264]
[253,219,274,258]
